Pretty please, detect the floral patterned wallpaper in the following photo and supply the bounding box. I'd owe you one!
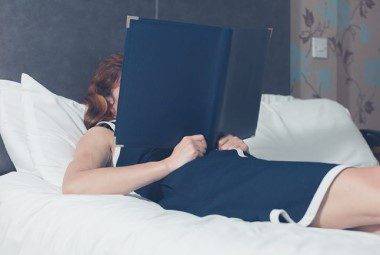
[291,0,380,130]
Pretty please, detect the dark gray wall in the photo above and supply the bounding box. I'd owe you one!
[0,0,290,101]
[158,0,290,95]
[0,137,13,175]
[0,0,289,174]
[0,0,156,102]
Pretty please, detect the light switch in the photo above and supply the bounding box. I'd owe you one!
[312,37,328,59]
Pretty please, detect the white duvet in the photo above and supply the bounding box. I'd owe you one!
[1,172,379,255]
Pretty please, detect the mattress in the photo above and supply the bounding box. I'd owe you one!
[1,171,379,255]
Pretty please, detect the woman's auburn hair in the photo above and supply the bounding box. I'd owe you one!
[83,53,124,129]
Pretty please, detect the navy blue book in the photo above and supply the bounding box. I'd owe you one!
[115,17,271,151]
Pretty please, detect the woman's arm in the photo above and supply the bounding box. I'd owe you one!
[62,127,206,195]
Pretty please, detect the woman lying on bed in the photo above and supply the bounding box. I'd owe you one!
[63,53,380,235]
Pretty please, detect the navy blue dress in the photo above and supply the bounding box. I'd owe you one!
[118,147,350,226]
[99,121,350,226]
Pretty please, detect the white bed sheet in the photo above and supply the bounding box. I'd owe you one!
[1,172,379,255]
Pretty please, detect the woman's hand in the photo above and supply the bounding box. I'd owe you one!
[163,135,207,172]
[218,134,249,152]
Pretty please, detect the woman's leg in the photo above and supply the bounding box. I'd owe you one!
[352,225,380,234]
[310,166,380,230]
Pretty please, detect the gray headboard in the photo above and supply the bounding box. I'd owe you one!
[0,0,290,174]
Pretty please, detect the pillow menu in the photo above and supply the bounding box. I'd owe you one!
[116,17,270,150]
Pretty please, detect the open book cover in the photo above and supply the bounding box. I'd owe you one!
[115,17,271,150]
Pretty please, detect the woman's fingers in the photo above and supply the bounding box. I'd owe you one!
[191,134,206,142]
[193,140,206,156]
[191,135,207,149]
[182,134,249,154]
[220,137,238,150]
[186,135,207,147]
[181,135,207,158]
[218,135,249,151]
[218,134,233,148]
[240,143,249,152]
[221,143,237,151]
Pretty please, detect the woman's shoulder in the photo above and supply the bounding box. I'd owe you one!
[80,120,116,148]
[71,120,116,169]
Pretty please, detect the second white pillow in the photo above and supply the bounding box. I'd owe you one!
[21,74,87,186]
[245,98,378,167]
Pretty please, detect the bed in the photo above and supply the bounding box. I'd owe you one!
[1,1,380,254]
[1,171,380,255]
[0,75,379,254]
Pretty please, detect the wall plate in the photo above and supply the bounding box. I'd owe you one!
[312,37,328,59]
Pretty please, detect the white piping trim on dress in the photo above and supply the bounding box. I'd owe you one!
[269,209,295,224]
[96,120,116,132]
[235,149,248,157]
[269,164,352,226]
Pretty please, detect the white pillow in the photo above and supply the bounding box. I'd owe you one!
[261,94,295,104]
[21,74,87,186]
[245,97,378,167]
[0,80,37,174]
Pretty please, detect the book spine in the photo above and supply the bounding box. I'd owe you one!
[115,29,132,149]
[207,29,233,150]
